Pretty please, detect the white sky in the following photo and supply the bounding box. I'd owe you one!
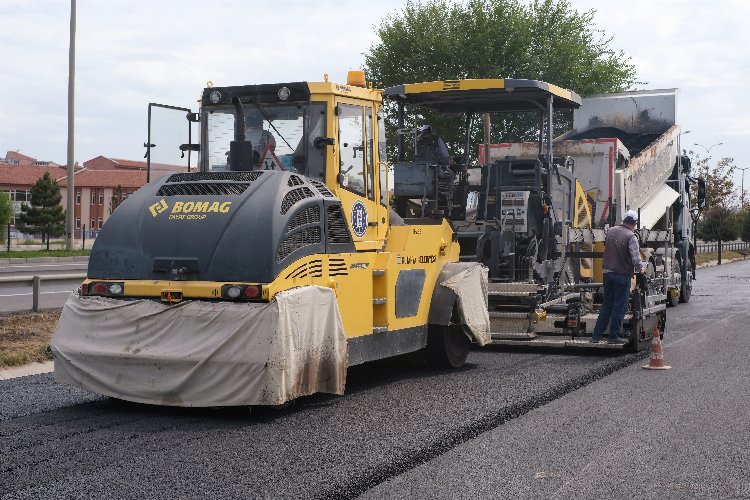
[1,0,748,188]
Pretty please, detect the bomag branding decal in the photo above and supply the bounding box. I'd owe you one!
[148,199,232,220]
[396,254,437,265]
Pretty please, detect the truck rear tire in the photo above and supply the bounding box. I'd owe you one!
[679,267,692,303]
[426,324,470,369]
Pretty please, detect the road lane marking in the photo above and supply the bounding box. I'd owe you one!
[0,291,74,297]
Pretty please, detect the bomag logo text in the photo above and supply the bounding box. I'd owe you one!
[149,199,232,220]
[168,201,232,220]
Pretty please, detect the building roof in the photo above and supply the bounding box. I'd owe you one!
[58,168,177,189]
[84,155,187,172]
[0,164,68,187]
[5,151,37,164]
[0,164,179,190]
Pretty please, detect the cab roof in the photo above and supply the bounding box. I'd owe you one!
[383,78,581,113]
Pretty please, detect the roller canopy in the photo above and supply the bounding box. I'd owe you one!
[383,79,581,113]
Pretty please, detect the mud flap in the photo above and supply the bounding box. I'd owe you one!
[51,286,347,407]
[428,262,491,346]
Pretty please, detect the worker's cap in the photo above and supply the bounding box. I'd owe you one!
[419,124,433,133]
[623,210,639,223]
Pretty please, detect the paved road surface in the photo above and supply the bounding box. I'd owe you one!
[365,260,750,499]
[0,262,86,313]
[1,260,748,499]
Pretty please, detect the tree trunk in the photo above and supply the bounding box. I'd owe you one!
[718,237,722,265]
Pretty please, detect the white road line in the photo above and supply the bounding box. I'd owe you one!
[0,291,73,297]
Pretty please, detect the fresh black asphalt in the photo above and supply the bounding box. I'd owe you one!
[2,259,747,499]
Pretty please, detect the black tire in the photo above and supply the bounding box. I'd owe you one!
[426,324,470,369]
[679,263,692,303]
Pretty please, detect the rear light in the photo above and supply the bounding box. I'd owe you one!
[85,281,125,297]
[567,318,578,328]
[221,284,263,301]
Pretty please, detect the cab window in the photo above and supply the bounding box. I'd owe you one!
[338,104,366,197]
[366,108,375,201]
[378,109,388,207]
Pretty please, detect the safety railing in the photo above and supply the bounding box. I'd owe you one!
[0,273,86,312]
[695,241,750,254]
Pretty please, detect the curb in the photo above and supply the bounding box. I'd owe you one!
[0,256,89,264]
[697,256,748,269]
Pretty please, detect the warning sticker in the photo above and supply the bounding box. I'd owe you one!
[259,146,285,171]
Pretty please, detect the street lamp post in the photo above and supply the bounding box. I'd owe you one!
[738,167,750,208]
[693,142,723,157]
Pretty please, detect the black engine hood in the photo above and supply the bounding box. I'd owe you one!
[88,171,354,283]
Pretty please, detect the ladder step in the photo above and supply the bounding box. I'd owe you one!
[372,326,387,334]
[372,297,386,305]
[490,331,537,340]
[373,269,386,276]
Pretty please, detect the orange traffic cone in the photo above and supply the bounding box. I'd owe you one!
[642,326,671,370]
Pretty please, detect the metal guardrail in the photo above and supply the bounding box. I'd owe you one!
[1,273,86,312]
[695,241,750,254]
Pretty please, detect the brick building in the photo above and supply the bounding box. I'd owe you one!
[0,151,183,237]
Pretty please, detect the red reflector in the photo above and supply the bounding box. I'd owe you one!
[567,319,578,327]
[81,283,89,295]
[245,286,260,299]
[92,283,107,295]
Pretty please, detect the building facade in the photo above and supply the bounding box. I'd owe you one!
[1,152,182,237]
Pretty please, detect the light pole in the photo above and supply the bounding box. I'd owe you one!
[65,0,76,250]
[738,167,750,208]
[693,142,723,157]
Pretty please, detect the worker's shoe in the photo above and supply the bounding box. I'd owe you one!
[607,336,629,345]
[589,336,602,343]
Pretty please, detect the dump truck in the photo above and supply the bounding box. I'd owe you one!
[384,83,683,351]
[50,72,496,407]
[483,89,706,308]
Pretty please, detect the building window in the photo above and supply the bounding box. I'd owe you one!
[99,191,104,205]
[75,217,81,229]
[91,218,95,229]
[75,190,81,205]
[91,191,96,205]
[98,217,103,229]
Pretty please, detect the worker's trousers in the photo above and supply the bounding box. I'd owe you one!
[593,271,631,339]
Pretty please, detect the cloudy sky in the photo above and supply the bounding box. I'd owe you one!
[1,0,748,189]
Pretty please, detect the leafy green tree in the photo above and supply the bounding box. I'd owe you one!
[16,172,66,240]
[738,208,750,243]
[110,185,124,215]
[364,0,638,162]
[0,191,12,243]
[699,206,738,265]
[688,153,737,211]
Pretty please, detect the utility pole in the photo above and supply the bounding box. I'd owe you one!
[65,0,76,251]
[738,167,749,208]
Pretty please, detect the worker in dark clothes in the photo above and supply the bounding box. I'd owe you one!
[591,210,646,344]
[415,124,450,166]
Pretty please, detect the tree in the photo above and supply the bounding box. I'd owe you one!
[0,191,12,244]
[110,185,124,215]
[364,0,638,162]
[687,153,737,211]
[699,206,738,265]
[16,172,66,241]
[739,208,750,243]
